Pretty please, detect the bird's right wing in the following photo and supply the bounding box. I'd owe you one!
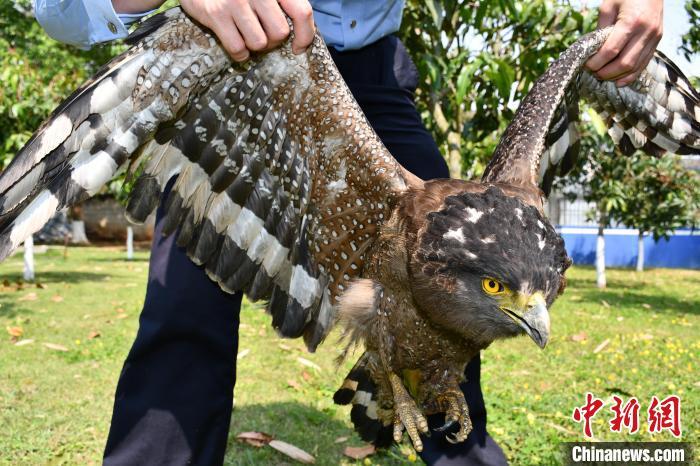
[0,8,416,350]
[482,28,700,195]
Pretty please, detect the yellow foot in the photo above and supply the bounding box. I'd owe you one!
[435,388,472,443]
[389,373,428,452]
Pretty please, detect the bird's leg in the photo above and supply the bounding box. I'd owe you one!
[434,386,472,443]
[388,372,429,452]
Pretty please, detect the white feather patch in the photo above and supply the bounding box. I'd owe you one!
[289,264,321,309]
[464,207,483,223]
[70,150,119,194]
[228,207,264,251]
[670,116,692,141]
[444,228,465,243]
[651,132,681,153]
[207,193,242,232]
[9,190,60,248]
[1,164,43,211]
[34,115,72,164]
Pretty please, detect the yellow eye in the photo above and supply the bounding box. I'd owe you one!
[482,278,505,295]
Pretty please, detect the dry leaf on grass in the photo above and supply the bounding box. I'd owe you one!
[51,295,63,302]
[269,440,315,464]
[544,421,576,436]
[301,371,312,382]
[570,332,588,342]
[593,339,610,354]
[334,436,349,443]
[6,326,23,338]
[343,444,376,460]
[236,432,315,463]
[236,431,273,447]
[237,348,250,360]
[600,300,610,308]
[297,357,321,371]
[14,339,34,346]
[279,343,293,352]
[43,342,68,352]
[18,293,38,302]
[36,282,46,289]
[116,314,129,319]
[287,379,302,391]
[641,303,651,309]
[87,331,101,339]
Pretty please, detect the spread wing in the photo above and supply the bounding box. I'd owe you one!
[482,27,700,195]
[0,8,418,350]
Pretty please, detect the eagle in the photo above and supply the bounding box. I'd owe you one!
[0,7,698,452]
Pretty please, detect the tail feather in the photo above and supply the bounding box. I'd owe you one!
[334,353,393,448]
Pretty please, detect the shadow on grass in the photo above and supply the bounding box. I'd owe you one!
[0,270,109,285]
[88,257,150,263]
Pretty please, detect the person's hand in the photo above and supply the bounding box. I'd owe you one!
[179,0,315,62]
[585,0,663,87]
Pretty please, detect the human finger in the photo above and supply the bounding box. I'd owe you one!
[211,17,250,61]
[586,21,633,73]
[252,0,291,49]
[230,1,269,52]
[278,0,315,54]
[615,41,657,87]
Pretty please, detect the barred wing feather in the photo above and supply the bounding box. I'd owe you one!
[483,28,700,194]
[0,8,413,350]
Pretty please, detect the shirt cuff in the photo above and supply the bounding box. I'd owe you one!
[118,9,157,26]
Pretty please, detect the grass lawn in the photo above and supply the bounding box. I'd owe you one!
[0,246,697,465]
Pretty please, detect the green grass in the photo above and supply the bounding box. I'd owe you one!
[0,247,697,465]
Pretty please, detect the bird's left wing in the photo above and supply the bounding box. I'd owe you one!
[482,28,700,195]
[0,8,416,350]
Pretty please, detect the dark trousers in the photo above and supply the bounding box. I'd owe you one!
[103,35,507,466]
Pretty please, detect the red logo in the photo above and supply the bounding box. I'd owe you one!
[648,395,682,437]
[609,396,640,434]
[572,393,682,438]
[572,392,605,438]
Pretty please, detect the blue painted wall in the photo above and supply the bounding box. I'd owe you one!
[557,227,700,269]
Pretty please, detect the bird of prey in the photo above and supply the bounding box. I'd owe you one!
[1,7,698,452]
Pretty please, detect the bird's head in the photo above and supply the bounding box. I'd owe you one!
[409,186,570,350]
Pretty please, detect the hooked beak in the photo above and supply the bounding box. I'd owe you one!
[501,292,550,349]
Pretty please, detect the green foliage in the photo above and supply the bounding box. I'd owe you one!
[557,109,700,236]
[0,0,121,169]
[619,154,700,240]
[681,0,700,60]
[0,247,697,463]
[400,0,597,178]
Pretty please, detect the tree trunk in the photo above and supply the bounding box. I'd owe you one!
[71,220,89,244]
[596,224,606,289]
[23,236,34,282]
[126,226,134,260]
[446,131,462,179]
[636,231,645,272]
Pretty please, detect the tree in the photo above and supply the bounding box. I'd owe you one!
[400,0,596,178]
[618,155,700,271]
[557,109,700,284]
[681,0,700,62]
[0,0,120,167]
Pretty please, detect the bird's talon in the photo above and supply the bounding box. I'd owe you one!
[435,389,473,444]
[389,373,428,452]
[434,418,458,433]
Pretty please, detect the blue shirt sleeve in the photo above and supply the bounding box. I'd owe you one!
[310,0,405,51]
[34,0,154,49]
[34,0,404,52]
